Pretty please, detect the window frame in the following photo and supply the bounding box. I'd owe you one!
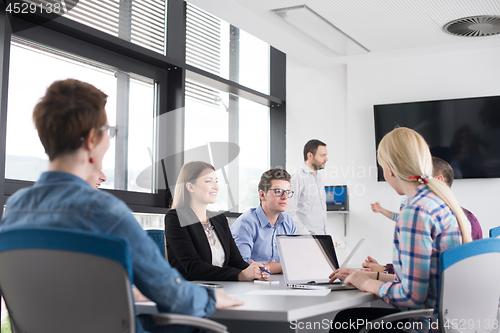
[0,0,286,217]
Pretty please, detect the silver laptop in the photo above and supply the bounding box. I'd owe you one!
[276,235,364,290]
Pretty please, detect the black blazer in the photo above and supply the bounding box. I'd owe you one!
[165,207,249,281]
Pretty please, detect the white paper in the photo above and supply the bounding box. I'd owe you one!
[245,289,330,296]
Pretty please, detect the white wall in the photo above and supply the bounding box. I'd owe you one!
[286,57,354,263]
[287,46,500,267]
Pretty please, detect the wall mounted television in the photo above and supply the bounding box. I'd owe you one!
[374,95,500,181]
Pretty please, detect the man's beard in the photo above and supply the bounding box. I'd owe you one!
[312,160,324,170]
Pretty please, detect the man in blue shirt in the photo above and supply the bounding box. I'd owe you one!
[231,168,297,274]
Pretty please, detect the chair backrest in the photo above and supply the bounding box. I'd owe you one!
[439,238,500,333]
[490,226,500,238]
[0,227,135,333]
[146,229,167,260]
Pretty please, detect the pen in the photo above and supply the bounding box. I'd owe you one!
[259,267,272,275]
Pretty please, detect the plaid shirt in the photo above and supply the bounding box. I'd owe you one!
[379,185,462,332]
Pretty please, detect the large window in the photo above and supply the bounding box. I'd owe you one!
[0,0,285,216]
[6,37,157,193]
[186,3,270,95]
[184,3,274,213]
[185,79,270,213]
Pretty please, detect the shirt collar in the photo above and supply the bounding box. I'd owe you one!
[301,162,316,175]
[404,184,429,207]
[256,204,283,228]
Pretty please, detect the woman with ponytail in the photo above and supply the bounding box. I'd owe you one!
[329,127,471,332]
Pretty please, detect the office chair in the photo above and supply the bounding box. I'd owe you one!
[146,229,167,260]
[360,238,500,333]
[490,226,500,238]
[0,227,227,333]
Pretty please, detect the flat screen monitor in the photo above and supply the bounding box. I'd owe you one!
[374,95,500,180]
[325,185,348,211]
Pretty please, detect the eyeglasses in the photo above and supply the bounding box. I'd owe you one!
[101,125,118,139]
[268,188,294,198]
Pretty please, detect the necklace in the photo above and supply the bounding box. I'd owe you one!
[201,220,216,246]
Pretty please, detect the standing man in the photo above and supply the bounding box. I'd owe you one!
[287,139,328,234]
[231,168,297,274]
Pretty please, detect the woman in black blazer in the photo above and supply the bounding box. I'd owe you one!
[165,161,270,281]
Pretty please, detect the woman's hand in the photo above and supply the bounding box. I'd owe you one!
[344,270,373,292]
[215,289,244,309]
[370,202,383,213]
[329,267,357,282]
[238,261,270,281]
[361,256,385,272]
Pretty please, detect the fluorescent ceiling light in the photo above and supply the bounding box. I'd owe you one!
[271,5,369,56]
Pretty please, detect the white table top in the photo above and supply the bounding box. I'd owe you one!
[136,275,378,322]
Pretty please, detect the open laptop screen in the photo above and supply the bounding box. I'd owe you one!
[276,235,339,284]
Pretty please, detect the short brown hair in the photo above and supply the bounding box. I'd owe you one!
[258,168,291,192]
[33,79,108,160]
[303,139,326,161]
[432,156,454,187]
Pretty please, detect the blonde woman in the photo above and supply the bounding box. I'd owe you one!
[330,127,471,332]
[165,161,270,281]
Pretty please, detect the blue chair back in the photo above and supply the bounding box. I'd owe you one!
[490,226,500,238]
[146,229,166,259]
[0,227,135,333]
[439,238,500,333]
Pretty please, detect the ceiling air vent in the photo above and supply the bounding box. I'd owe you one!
[444,15,500,37]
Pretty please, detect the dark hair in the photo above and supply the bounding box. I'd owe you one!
[258,168,291,192]
[33,79,108,160]
[303,139,327,161]
[432,156,454,187]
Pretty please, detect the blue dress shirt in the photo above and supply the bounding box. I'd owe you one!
[231,205,297,263]
[0,171,216,333]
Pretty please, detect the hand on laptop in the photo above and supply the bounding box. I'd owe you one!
[343,270,372,291]
[361,256,385,272]
[215,289,244,309]
[331,268,386,294]
[329,267,356,282]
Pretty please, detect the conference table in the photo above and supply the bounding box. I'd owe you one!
[136,275,381,333]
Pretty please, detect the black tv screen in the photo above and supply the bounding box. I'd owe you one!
[374,95,500,181]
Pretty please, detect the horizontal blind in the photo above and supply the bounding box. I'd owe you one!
[63,0,120,37]
[186,3,221,76]
[25,0,166,55]
[131,0,166,54]
[185,79,220,109]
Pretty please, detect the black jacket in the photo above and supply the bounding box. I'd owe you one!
[165,207,249,281]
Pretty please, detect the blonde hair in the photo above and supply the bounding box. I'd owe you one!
[377,127,472,244]
[171,161,215,209]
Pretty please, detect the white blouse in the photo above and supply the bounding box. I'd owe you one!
[201,220,225,267]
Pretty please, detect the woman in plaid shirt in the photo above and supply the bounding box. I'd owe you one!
[330,127,472,332]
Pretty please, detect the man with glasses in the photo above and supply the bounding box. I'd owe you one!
[287,139,328,235]
[231,168,297,274]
